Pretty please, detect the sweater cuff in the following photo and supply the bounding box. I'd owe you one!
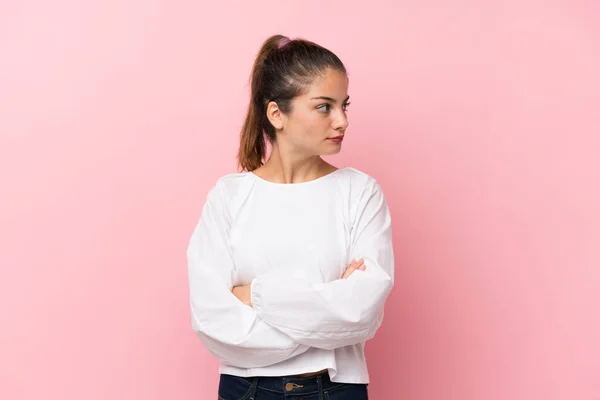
[250,278,262,312]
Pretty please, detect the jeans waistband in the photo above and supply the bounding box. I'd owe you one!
[227,371,339,395]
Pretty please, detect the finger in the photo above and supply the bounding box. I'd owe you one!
[349,258,364,268]
[344,259,363,275]
[344,263,360,275]
[343,265,364,279]
[342,267,356,279]
[343,258,365,277]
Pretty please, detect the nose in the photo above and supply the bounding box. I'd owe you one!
[332,110,349,131]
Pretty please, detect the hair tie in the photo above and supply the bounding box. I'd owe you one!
[278,37,292,49]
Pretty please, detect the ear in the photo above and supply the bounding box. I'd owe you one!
[266,101,284,130]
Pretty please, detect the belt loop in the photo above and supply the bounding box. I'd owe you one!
[317,375,323,393]
[248,377,259,400]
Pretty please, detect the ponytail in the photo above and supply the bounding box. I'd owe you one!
[238,100,267,172]
[237,35,285,171]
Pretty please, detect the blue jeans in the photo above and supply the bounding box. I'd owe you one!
[218,371,368,399]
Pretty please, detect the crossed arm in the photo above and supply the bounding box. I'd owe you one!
[231,258,366,306]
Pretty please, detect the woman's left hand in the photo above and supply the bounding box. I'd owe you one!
[232,285,252,307]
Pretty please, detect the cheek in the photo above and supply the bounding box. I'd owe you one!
[290,115,323,138]
[302,114,329,136]
[286,109,332,144]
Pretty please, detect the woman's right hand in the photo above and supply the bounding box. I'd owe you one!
[341,258,365,279]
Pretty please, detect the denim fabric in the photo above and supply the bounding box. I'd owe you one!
[218,372,368,400]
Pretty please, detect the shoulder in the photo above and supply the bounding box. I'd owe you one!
[333,167,383,196]
[204,171,256,214]
[335,168,391,222]
[213,171,254,194]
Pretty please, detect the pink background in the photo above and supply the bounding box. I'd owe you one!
[1,1,599,399]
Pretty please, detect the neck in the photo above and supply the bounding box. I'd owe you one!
[257,144,334,184]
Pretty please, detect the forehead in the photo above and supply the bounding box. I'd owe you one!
[300,68,348,99]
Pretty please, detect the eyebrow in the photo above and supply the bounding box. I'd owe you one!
[310,95,350,103]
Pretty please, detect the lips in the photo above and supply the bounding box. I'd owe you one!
[328,135,344,142]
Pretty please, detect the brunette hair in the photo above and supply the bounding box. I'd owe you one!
[237,35,346,171]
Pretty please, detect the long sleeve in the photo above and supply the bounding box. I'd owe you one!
[250,181,394,350]
[187,181,309,368]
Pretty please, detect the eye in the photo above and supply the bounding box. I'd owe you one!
[317,104,331,113]
[342,102,351,111]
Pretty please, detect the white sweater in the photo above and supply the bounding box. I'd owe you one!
[186,167,394,383]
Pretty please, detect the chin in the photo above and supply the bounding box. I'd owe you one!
[321,147,342,155]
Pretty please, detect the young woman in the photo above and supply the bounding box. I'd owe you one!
[187,34,394,400]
